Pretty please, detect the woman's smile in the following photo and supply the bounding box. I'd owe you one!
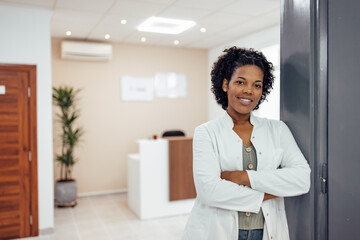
[237,97,253,106]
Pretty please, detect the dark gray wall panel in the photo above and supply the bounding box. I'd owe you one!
[280,0,315,239]
[328,0,360,239]
[282,0,360,239]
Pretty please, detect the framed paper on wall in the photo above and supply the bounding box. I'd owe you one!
[121,76,154,101]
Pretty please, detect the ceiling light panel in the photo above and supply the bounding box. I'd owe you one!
[137,16,195,34]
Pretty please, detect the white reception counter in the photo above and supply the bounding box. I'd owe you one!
[127,139,195,220]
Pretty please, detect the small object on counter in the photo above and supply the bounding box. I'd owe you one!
[153,134,158,140]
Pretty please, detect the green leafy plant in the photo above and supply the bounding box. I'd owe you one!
[53,86,83,181]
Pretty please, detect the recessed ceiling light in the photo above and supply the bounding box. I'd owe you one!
[121,19,127,25]
[137,16,195,34]
[174,40,180,45]
[66,31,71,36]
[105,34,110,39]
[141,37,147,42]
[200,27,207,33]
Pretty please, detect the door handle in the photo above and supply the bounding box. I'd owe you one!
[321,163,328,193]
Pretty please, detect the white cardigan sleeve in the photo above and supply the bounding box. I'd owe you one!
[247,121,311,197]
[193,125,264,213]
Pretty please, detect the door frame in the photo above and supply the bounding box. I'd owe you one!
[0,63,38,236]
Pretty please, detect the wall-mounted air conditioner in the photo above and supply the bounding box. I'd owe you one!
[61,41,113,61]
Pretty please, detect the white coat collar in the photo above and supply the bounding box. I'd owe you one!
[223,111,260,129]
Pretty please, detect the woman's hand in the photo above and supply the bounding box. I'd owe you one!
[221,170,251,187]
[263,193,277,201]
[221,171,279,201]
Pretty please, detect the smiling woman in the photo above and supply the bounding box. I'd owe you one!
[182,47,311,240]
[211,47,274,111]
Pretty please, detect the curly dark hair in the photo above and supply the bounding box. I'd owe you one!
[211,46,274,110]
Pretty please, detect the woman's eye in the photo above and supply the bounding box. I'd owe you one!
[236,81,244,84]
[255,84,262,88]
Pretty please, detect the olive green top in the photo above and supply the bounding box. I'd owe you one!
[238,144,265,230]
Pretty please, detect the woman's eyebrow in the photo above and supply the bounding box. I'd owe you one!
[237,76,263,82]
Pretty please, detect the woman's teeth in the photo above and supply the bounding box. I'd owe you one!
[238,98,251,102]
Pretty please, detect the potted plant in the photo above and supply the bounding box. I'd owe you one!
[53,86,83,207]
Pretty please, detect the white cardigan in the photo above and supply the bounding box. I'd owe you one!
[182,112,311,240]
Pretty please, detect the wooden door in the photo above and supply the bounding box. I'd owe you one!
[0,64,38,239]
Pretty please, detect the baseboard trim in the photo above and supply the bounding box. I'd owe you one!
[39,227,54,235]
[77,188,127,197]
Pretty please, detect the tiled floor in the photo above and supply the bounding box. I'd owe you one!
[21,193,189,240]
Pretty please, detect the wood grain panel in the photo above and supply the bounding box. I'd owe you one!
[168,137,196,201]
[0,226,19,240]
[0,64,38,239]
[0,157,19,169]
[0,211,20,227]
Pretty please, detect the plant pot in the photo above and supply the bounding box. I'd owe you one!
[55,180,77,207]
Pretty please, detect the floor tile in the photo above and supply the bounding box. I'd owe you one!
[20,193,190,240]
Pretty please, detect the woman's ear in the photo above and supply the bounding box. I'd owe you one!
[222,79,228,92]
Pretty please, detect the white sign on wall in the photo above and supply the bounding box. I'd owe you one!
[121,76,154,101]
[155,73,187,98]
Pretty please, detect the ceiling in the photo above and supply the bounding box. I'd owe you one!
[0,0,280,49]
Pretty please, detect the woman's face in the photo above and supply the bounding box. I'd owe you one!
[222,65,264,117]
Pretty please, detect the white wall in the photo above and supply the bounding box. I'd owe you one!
[0,4,54,231]
[208,25,280,120]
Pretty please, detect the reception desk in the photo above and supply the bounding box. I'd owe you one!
[127,138,196,220]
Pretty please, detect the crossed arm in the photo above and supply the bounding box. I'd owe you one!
[220,170,278,201]
[193,122,310,212]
